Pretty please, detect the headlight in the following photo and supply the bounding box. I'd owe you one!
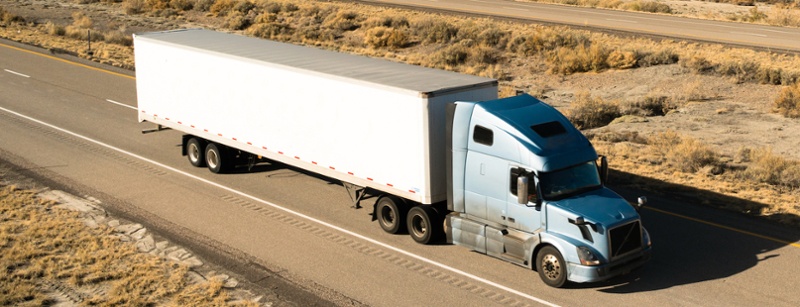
[643,227,652,247]
[577,246,601,266]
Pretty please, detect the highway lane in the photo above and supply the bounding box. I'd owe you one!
[366,0,800,52]
[2,41,800,306]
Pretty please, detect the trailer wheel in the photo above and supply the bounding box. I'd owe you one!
[376,196,407,234]
[205,143,230,174]
[536,246,567,288]
[187,138,206,167]
[407,205,443,244]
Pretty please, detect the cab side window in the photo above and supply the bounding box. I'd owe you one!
[473,125,493,146]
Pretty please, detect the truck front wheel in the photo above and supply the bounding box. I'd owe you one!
[536,246,567,288]
[187,137,206,167]
[376,196,407,234]
[407,205,443,244]
[205,143,230,174]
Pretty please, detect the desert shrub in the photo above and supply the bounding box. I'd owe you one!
[123,0,146,14]
[72,11,94,29]
[168,0,194,11]
[727,6,767,22]
[431,44,470,67]
[471,46,502,65]
[622,1,672,13]
[623,95,676,116]
[364,26,408,49]
[768,3,800,27]
[649,130,718,173]
[566,92,621,129]
[738,147,800,188]
[508,27,589,55]
[210,0,238,16]
[323,10,361,32]
[45,22,67,36]
[364,15,409,29]
[637,48,679,67]
[193,0,214,11]
[247,22,291,39]
[0,7,24,25]
[607,49,638,69]
[104,30,133,46]
[586,129,648,144]
[547,44,610,74]
[222,11,251,30]
[681,55,715,74]
[477,27,509,49]
[414,18,459,44]
[233,0,256,14]
[773,82,800,117]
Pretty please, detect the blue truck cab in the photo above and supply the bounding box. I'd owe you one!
[444,94,652,287]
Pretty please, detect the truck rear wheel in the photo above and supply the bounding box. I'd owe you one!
[205,143,230,174]
[536,246,567,288]
[376,196,407,234]
[407,205,443,244]
[187,137,206,167]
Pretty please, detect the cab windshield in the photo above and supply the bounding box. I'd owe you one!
[539,161,602,200]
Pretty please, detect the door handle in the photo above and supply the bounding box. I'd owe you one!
[508,217,516,223]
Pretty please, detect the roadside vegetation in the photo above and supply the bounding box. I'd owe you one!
[518,0,800,27]
[0,185,255,305]
[1,0,799,227]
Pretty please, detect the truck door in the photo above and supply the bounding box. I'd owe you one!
[507,167,542,233]
[463,125,507,225]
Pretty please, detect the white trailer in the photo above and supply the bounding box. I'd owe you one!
[134,29,497,205]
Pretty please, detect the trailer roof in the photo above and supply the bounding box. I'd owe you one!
[134,29,497,97]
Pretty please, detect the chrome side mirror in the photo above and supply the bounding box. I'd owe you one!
[517,176,529,205]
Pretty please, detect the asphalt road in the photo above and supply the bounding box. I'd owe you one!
[1,41,799,306]
[364,0,800,52]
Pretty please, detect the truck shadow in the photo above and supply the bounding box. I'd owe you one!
[588,169,800,293]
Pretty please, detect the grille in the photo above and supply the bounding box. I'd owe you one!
[609,221,642,260]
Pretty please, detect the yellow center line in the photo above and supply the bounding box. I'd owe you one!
[0,42,135,80]
[645,206,800,248]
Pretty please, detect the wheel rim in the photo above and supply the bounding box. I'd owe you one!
[207,149,219,169]
[411,214,427,238]
[542,254,562,281]
[189,143,200,163]
[380,205,395,227]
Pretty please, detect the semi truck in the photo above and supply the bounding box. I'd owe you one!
[134,29,651,288]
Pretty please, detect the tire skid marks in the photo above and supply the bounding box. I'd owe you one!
[220,194,532,307]
[0,112,168,176]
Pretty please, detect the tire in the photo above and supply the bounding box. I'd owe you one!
[536,246,568,288]
[205,143,230,174]
[376,196,407,234]
[187,138,206,167]
[407,205,443,244]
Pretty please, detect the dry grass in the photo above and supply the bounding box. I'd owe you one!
[773,82,800,117]
[566,92,621,129]
[591,131,800,225]
[0,186,254,306]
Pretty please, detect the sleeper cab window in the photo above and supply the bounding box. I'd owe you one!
[473,125,493,146]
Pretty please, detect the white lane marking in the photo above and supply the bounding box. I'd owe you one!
[503,6,530,12]
[730,31,768,38]
[0,105,560,307]
[105,99,137,110]
[4,69,30,78]
[606,18,638,24]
